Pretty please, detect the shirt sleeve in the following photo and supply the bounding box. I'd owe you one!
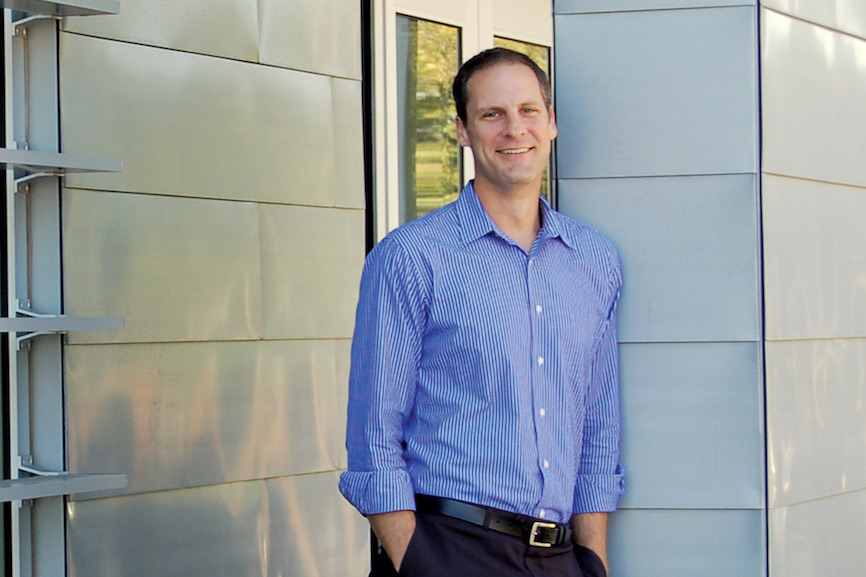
[338,237,428,515]
[574,249,626,514]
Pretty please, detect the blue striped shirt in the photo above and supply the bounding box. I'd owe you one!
[339,182,625,524]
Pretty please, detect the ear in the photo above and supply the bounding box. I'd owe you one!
[456,115,471,147]
[548,106,558,140]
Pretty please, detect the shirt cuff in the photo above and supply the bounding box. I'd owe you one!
[573,465,626,514]
[339,469,417,515]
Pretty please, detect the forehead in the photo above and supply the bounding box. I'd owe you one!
[465,63,545,109]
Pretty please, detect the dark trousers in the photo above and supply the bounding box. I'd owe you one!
[370,513,607,577]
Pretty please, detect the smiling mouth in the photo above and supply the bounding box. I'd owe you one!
[499,147,532,155]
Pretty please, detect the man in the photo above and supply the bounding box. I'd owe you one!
[340,48,624,577]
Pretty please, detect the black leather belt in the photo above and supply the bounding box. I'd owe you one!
[415,494,573,548]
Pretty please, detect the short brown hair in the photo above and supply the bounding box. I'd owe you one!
[452,47,552,122]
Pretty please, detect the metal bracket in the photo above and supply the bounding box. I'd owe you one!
[12,14,58,35]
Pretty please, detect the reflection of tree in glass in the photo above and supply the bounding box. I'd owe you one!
[412,20,460,217]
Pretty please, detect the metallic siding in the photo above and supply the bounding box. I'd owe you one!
[555,6,757,178]
[59,32,351,207]
[761,4,866,576]
[62,0,363,79]
[62,189,263,344]
[66,473,370,577]
[65,340,346,498]
[618,342,763,509]
[556,5,764,576]
[259,0,362,79]
[559,174,759,343]
[609,509,764,577]
[259,204,365,340]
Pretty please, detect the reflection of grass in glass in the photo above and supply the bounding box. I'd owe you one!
[415,141,458,214]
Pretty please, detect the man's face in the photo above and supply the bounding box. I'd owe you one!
[456,62,557,194]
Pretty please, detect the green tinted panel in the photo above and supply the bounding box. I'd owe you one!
[397,16,461,223]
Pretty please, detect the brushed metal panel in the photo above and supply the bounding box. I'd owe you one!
[610,509,765,577]
[61,0,260,62]
[67,473,370,577]
[260,205,365,340]
[555,0,754,13]
[559,174,760,343]
[334,339,352,470]
[66,340,344,497]
[618,342,764,509]
[554,6,757,178]
[763,175,866,340]
[332,78,366,209]
[769,490,866,577]
[762,9,866,189]
[765,339,866,509]
[60,33,340,207]
[259,0,361,79]
[62,189,262,344]
[762,0,866,41]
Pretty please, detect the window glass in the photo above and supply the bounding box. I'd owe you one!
[493,37,553,201]
[396,16,461,223]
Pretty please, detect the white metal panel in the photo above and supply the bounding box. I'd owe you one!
[765,338,866,508]
[618,342,764,509]
[66,473,370,577]
[332,78,366,209]
[769,489,866,577]
[259,0,362,79]
[762,8,866,189]
[554,6,758,178]
[559,174,760,343]
[65,340,344,497]
[335,339,352,470]
[61,0,259,62]
[59,32,340,207]
[62,189,263,344]
[493,0,552,45]
[609,509,765,577]
[555,0,753,13]
[763,175,866,340]
[259,204,365,340]
[762,0,866,41]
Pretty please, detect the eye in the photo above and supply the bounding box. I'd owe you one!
[482,110,501,119]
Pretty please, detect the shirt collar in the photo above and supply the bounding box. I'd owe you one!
[456,181,577,250]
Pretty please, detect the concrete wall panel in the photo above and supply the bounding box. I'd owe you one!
[560,174,759,343]
[555,6,757,178]
[63,189,263,344]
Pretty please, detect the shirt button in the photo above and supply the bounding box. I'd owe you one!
[539,509,546,519]
[543,460,550,469]
[535,304,542,314]
[537,356,544,366]
[539,408,546,417]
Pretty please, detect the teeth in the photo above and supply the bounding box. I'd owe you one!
[500,148,530,155]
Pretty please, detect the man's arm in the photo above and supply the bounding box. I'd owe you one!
[571,512,609,574]
[369,510,417,571]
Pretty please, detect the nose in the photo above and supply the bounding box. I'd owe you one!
[504,111,527,137]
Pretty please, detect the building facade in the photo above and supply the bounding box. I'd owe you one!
[0,1,864,576]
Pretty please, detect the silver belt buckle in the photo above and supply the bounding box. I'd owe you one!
[529,521,557,547]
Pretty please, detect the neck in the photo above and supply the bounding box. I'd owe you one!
[473,179,542,252]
